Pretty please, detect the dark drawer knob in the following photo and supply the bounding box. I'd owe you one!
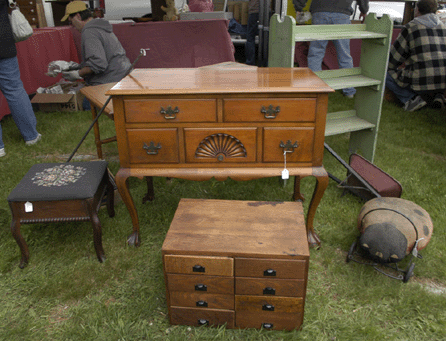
[262,323,274,329]
[196,300,208,307]
[193,265,205,273]
[264,269,276,276]
[263,287,276,295]
[195,284,207,291]
[262,304,275,311]
[198,319,209,326]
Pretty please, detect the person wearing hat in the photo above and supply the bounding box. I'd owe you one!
[60,1,131,91]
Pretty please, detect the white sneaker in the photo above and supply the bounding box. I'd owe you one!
[0,148,5,157]
[25,133,42,146]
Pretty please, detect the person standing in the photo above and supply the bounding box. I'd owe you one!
[245,0,259,66]
[0,0,41,157]
[293,0,369,98]
[386,0,446,111]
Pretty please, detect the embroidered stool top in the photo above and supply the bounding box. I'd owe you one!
[7,161,108,202]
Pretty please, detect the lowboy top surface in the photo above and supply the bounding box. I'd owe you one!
[106,67,334,96]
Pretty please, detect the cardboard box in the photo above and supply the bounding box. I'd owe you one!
[31,82,85,112]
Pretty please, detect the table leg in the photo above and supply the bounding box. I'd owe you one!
[292,176,305,202]
[90,104,103,159]
[116,168,141,246]
[142,176,154,203]
[305,167,329,247]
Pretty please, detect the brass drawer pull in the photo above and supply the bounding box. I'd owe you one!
[263,287,276,295]
[196,300,208,307]
[261,105,280,119]
[198,319,209,326]
[264,269,276,276]
[262,323,274,329]
[160,106,179,120]
[143,142,161,155]
[280,140,299,153]
[262,304,275,311]
[195,283,207,291]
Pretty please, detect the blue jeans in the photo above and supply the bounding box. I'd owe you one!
[0,56,39,149]
[308,12,356,97]
[385,72,416,104]
[245,12,259,66]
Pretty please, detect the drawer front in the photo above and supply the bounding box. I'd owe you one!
[167,274,234,294]
[235,295,303,313]
[223,98,316,122]
[170,307,235,328]
[124,99,217,123]
[263,127,315,163]
[126,128,179,164]
[235,258,307,279]
[235,277,305,297]
[169,292,234,310]
[184,128,257,163]
[164,255,233,276]
[236,311,303,331]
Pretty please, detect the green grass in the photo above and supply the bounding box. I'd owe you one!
[0,92,445,340]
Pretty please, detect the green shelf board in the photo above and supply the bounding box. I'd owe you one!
[325,110,376,136]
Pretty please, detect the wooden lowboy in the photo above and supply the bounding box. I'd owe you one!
[106,67,334,246]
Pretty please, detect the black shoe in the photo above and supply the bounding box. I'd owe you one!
[432,94,445,110]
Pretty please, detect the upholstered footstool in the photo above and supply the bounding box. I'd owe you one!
[7,161,115,268]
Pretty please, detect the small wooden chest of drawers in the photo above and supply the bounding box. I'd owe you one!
[162,198,310,331]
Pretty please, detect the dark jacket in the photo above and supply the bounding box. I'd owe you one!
[0,0,17,59]
[293,0,369,16]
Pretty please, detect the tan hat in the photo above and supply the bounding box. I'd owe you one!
[61,1,88,22]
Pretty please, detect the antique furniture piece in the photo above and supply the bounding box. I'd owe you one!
[269,13,393,162]
[106,67,333,246]
[80,83,116,159]
[162,198,310,330]
[7,161,115,268]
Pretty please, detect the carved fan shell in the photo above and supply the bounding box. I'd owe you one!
[195,133,247,160]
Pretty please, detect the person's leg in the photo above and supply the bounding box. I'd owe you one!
[385,72,417,104]
[0,57,39,144]
[245,12,259,66]
[307,12,330,72]
[331,13,356,97]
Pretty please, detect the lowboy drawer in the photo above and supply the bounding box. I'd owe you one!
[126,128,179,164]
[164,255,233,276]
[167,274,234,294]
[263,127,315,163]
[124,99,217,123]
[235,258,307,279]
[236,311,303,331]
[235,277,305,297]
[170,307,235,328]
[223,98,316,122]
[184,128,257,163]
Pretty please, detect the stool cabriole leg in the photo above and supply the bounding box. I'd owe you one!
[9,202,29,268]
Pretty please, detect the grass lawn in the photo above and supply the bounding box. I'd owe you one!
[0,91,445,341]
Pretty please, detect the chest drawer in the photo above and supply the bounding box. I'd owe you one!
[170,292,234,310]
[235,295,303,313]
[170,307,235,328]
[263,127,315,163]
[124,99,217,123]
[223,98,316,122]
[235,277,305,297]
[164,255,233,276]
[184,128,257,163]
[235,258,307,279]
[167,274,234,294]
[126,128,179,164]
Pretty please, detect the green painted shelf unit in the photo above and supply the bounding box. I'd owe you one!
[268,13,393,162]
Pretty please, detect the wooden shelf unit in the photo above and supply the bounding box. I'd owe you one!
[268,13,393,162]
